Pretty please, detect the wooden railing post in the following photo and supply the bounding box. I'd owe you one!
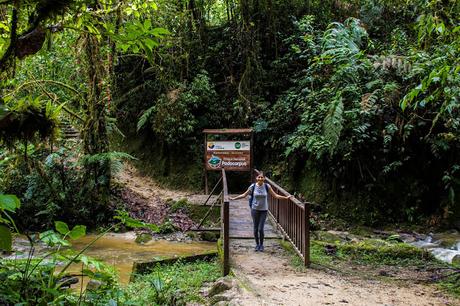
[304,201,310,267]
[221,169,230,276]
[223,200,229,275]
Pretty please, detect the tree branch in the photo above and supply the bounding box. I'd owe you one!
[0,1,18,72]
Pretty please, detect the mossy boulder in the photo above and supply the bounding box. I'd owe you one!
[313,230,343,243]
[432,231,460,248]
[452,254,460,266]
[340,240,433,262]
[200,231,220,242]
[135,233,153,244]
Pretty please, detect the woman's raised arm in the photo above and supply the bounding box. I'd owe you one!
[229,188,251,201]
[268,185,293,200]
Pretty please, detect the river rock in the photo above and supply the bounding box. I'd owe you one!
[452,255,460,265]
[135,233,153,244]
[210,294,234,305]
[313,231,343,243]
[200,231,220,242]
[86,279,105,291]
[207,277,234,297]
[398,233,416,243]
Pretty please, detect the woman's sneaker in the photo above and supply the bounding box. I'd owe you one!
[259,245,264,252]
[255,245,260,252]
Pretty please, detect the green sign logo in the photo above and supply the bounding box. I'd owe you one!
[235,142,241,149]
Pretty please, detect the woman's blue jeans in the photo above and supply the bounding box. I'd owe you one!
[251,209,268,246]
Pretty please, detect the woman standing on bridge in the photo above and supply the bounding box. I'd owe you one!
[230,173,293,252]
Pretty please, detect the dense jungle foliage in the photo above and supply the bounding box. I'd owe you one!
[1,0,459,230]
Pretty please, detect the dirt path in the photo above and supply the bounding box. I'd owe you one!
[116,163,217,205]
[116,163,189,201]
[228,239,458,306]
[116,165,458,305]
[114,163,211,230]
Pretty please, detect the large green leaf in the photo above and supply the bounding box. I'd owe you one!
[0,194,21,212]
[0,225,12,252]
[68,225,86,240]
[55,221,70,235]
[152,27,170,36]
[40,230,70,247]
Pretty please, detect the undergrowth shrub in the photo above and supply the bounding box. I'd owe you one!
[265,12,460,225]
[0,147,130,230]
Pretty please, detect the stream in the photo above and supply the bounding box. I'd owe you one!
[5,232,217,285]
[402,231,460,264]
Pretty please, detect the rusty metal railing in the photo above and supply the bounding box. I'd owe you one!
[255,169,310,267]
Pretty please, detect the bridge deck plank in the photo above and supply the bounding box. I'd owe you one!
[229,196,279,239]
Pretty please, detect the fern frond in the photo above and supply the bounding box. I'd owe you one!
[361,89,380,111]
[79,151,137,174]
[137,104,156,132]
[323,96,344,156]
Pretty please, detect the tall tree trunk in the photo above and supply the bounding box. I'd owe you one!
[82,32,111,203]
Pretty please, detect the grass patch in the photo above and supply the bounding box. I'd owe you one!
[309,239,460,298]
[309,239,434,267]
[337,240,434,266]
[438,272,460,297]
[125,259,221,305]
[279,239,308,271]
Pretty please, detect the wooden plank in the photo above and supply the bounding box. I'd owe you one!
[229,197,279,239]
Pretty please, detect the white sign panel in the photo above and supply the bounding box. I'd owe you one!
[206,141,250,151]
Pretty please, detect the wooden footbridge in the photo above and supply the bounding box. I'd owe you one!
[196,169,311,275]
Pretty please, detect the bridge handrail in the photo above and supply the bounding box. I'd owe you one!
[255,170,304,209]
[254,169,310,267]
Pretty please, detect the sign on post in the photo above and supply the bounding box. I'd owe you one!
[203,129,253,194]
[206,141,250,171]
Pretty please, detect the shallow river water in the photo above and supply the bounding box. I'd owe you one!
[7,232,217,285]
[404,231,460,264]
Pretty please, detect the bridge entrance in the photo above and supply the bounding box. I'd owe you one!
[193,169,311,276]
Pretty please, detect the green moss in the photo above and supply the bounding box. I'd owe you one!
[186,204,220,227]
[297,161,331,205]
[337,240,433,266]
[157,219,177,234]
[217,238,224,271]
[312,230,343,243]
[199,231,220,242]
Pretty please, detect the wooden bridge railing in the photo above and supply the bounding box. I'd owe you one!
[255,169,310,267]
[219,168,309,275]
[221,169,230,275]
